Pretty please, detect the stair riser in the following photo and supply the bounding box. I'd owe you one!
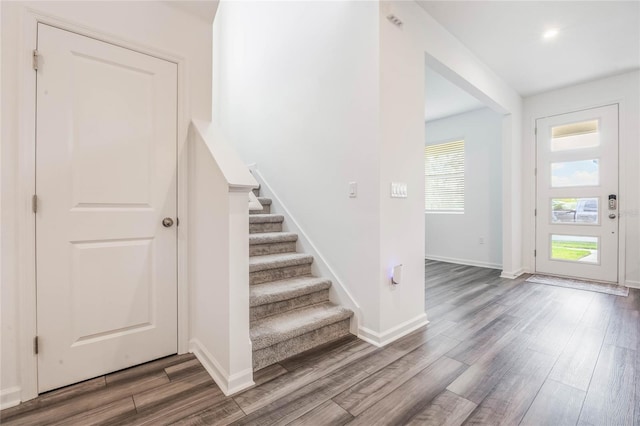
[250,242,296,257]
[250,205,271,215]
[253,319,351,371]
[250,222,282,234]
[250,264,312,285]
[251,290,330,322]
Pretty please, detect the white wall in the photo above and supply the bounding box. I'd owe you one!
[377,4,428,337]
[384,1,523,280]
[213,1,524,343]
[213,1,384,334]
[1,1,214,406]
[523,71,640,287]
[425,108,503,269]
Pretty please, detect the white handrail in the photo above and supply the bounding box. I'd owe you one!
[191,119,258,191]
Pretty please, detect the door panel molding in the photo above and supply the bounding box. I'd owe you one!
[17,10,189,401]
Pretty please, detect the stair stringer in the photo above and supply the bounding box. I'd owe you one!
[248,165,362,334]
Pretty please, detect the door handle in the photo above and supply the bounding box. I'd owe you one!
[162,217,174,228]
[608,213,616,219]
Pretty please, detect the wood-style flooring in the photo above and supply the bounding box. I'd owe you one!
[2,260,639,425]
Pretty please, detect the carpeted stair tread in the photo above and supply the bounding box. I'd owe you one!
[250,276,332,307]
[250,302,353,351]
[249,232,298,246]
[247,186,353,369]
[252,319,350,370]
[249,252,313,273]
[249,214,284,224]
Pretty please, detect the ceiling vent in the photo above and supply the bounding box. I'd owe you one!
[386,14,403,27]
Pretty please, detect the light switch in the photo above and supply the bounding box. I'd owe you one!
[392,264,402,285]
[349,182,357,198]
[391,182,407,198]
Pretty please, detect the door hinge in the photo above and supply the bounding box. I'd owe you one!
[534,250,537,257]
[534,209,537,216]
[176,217,180,227]
[34,336,39,354]
[32,50,39,71]
[32,194,38,213]
[534,127,537,136]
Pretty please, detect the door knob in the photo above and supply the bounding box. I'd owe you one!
[608,213,616,219]
[162,217,174,228]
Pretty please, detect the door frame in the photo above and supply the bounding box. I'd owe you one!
[17,9,190,402]
[530,101,627,285]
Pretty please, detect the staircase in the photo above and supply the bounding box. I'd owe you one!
[248,187,354,370]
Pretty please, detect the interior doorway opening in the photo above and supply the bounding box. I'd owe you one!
[423,63,504,273]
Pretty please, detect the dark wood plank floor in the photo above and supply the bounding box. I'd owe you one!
[2,260,639,425]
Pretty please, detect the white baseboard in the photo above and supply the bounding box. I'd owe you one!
[358,313,429,347]
[425,255,502,270]
[500,268,525,279]
[1,386,22,410]
[189,339,254,396]
[625,279,640,289]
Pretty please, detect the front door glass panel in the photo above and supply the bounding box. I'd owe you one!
[551,119,599,151]
[550,235,599,264]
[551,159,599,187]
[551,198,599,225]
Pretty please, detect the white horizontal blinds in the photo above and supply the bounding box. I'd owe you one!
[425,140,465,212]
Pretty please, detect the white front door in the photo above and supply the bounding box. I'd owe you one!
[36,24,178,392]
[535,104,619,283]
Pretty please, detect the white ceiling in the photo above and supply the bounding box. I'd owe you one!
[417,1,640,96]
[425,66,486,122]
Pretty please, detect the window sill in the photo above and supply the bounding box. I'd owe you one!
[425,211,464,215]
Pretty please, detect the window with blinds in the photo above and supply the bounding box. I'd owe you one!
[425,140,465,213]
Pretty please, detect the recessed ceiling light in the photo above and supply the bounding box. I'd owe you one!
[543,29,559,40]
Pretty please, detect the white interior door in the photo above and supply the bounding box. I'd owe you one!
[36,24,178,392]
[535,104,619,283]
